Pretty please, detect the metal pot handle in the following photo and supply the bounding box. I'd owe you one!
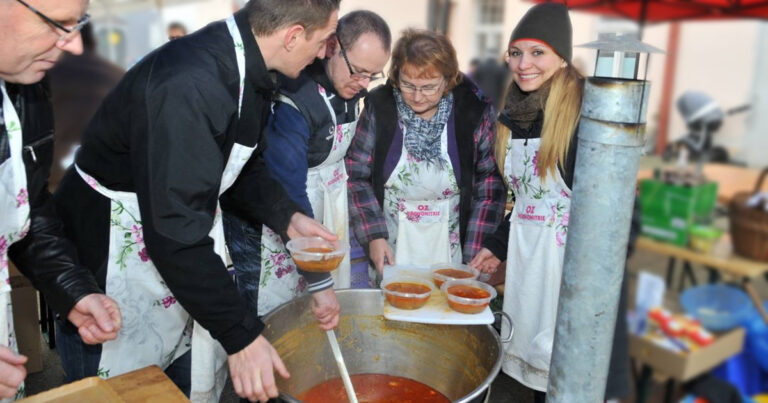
[494,311,514,343]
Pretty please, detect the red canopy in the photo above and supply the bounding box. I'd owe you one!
[535,0,768,22]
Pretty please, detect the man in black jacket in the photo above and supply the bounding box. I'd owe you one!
[53,0,340,402]
[0,0,122,399]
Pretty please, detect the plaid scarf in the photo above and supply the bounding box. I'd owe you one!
[394,88,453,167]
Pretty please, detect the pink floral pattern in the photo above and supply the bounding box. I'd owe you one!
[15,189,28,208]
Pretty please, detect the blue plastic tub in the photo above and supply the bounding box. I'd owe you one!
[680,284,752,332]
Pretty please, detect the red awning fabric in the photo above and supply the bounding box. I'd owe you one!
[535,0,768,22]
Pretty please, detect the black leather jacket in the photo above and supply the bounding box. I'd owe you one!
[3,81,102,317]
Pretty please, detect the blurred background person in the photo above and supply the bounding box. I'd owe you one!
[167,21,187,40]
[47,24,124,192]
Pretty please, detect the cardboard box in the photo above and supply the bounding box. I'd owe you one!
[629,327,745,382]
[9,263,44,374]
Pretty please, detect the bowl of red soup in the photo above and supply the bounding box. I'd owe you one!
[441,279,497,314]
[286,237,348,273]
[381,276,434,310]
[430,263,479,288]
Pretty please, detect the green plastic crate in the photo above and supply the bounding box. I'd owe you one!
[639,179,718,245]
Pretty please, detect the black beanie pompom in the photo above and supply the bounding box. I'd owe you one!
[509,3,573,63]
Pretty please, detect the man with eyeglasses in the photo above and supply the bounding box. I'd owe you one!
[223,10,390,325]
[0,0,121,399]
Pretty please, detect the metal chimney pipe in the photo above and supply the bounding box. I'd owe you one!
[546,77,650,402]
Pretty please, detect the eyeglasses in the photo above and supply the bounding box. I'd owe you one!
[398,80,445,97]
[337,38,385,82]
[16,0,90,44]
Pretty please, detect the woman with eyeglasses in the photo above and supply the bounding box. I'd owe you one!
[346,29,505,282]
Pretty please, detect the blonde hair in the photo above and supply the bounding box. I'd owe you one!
[495,65,584,181]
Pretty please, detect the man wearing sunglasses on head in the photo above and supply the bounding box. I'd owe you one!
[223,10,390,324]
[0,0,122,399]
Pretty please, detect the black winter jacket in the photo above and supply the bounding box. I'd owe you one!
[2,81,102,317]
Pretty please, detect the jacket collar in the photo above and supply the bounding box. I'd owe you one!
[233,9,278,94]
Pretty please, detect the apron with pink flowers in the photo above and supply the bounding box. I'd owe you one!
[381,124,461,272]
[257,86,357,315]
[501,136,571,391]
[73,16,254,403]
[0,80,32,402]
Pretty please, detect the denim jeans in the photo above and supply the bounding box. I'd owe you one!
[56,322,192,397]
[223,213,262,312]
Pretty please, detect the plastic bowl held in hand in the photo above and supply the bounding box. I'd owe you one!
[381,275,434,310]
[430,263,479,288]
[441,279,497,315]
[286,237,348,273]
[680,284,751,332]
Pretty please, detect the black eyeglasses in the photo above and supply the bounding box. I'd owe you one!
[16,0,90,44]
[337,38,385,82]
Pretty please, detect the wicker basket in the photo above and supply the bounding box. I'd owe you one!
[729,168,768,262]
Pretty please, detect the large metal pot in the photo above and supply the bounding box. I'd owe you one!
[262,289,508,402]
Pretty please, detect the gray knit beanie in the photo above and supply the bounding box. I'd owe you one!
[509,3,573,63]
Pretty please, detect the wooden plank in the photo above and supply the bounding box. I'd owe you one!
[636,236,768,279]
[20,377,124,403]
[106,366,189,403]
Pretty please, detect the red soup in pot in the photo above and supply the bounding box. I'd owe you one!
[298,374,450,403]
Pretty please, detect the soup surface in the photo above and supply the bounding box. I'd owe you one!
[293,247,344,272]
[298,374,450,403]
[433,268,474,287]
[384,282,431,309]
[446,285,491,314]
[385,282,431,294]
[447,285,490,299]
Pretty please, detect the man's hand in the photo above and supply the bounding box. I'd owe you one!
[369,238,394,274]
[0,346,26,399]
[286,213,338,243]
[469,248,501,274]
[311,288,340,330]
[228,335,290,403]
[67,294,122,345]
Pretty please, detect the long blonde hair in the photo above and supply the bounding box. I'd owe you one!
[495,65,584,181]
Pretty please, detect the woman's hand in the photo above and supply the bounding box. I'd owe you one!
[369,238,394,274]
[469,248,501,274]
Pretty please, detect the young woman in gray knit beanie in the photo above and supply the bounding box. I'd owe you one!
[471,4,633,402]
[471,1,584,399]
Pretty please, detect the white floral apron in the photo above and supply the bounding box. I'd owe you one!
[0,81,31,402]
[381,123,461,274]
[257,87,357,315]
[501,136,571,391]
[73,16,254,403]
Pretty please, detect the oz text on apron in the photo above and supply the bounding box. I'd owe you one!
[381,123,461,274]
[257,86,358,315]
[73,16,254,403]
[0,80,32,402]
[501,136,571,391]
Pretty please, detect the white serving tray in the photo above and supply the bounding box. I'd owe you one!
[381,265,494,325]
